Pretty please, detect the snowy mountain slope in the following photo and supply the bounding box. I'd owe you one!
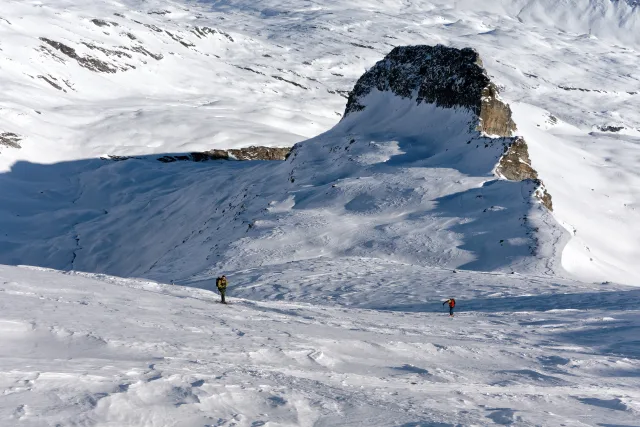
[0,44,571,284]
[2,0,639,168]
[0,0,345,167]
[1,0,640,284]
[1,263,639,426]
[1,2,640,423]
[0,122,561,283]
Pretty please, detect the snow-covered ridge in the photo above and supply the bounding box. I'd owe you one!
[0,45,567,281]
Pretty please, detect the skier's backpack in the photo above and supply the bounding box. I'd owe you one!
[450,298,456,308]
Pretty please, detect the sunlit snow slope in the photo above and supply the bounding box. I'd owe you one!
[1,0,639,283]
[1,263,639,426]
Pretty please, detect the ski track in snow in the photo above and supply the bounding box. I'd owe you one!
[1,264,639,426]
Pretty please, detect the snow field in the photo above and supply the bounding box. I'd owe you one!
[1,264,639,426]
[2,0,640,283]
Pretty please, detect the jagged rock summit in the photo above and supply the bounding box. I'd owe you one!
[344,44,552,210]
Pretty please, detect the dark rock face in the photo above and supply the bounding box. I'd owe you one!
[40,38,117,73]
[0,132,22,149]
[156,147,291,163]
[344,45,516,136]
[598,125,625,133]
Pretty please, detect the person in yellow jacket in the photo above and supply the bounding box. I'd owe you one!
[216,275,228,304]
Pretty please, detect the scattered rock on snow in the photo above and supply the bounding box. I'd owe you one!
[127,45,163,61]
[598,125,625,133]
[40,38,117,73]
[82,42,132,59]
[38,74,65,91]
[91,19,110,27]
[156,147,291,163]
[0,132,22,149]
[191,26,234,42]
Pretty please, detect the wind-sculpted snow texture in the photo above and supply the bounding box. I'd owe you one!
[1,0,640,283]
[1,264,639,426]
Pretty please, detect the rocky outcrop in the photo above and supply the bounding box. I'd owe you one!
[40,38,117,73]
[344,45,516,136]
[597,125,625,133]
[0,132,21,149]
[496,138,552,210]
[344,44,551,209]
[496,137,537,182]
[101,147,290,163]
[191,26,234,42]
[479,83,516,137]
[157,146,291,163]
[229,146,291,161]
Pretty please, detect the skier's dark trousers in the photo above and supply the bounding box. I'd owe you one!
[216,275,228,304]
[443,298,456,316]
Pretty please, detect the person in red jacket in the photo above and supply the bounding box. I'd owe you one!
[443,298,456,317]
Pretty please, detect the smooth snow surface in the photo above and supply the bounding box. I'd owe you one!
[1,263,639,426]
